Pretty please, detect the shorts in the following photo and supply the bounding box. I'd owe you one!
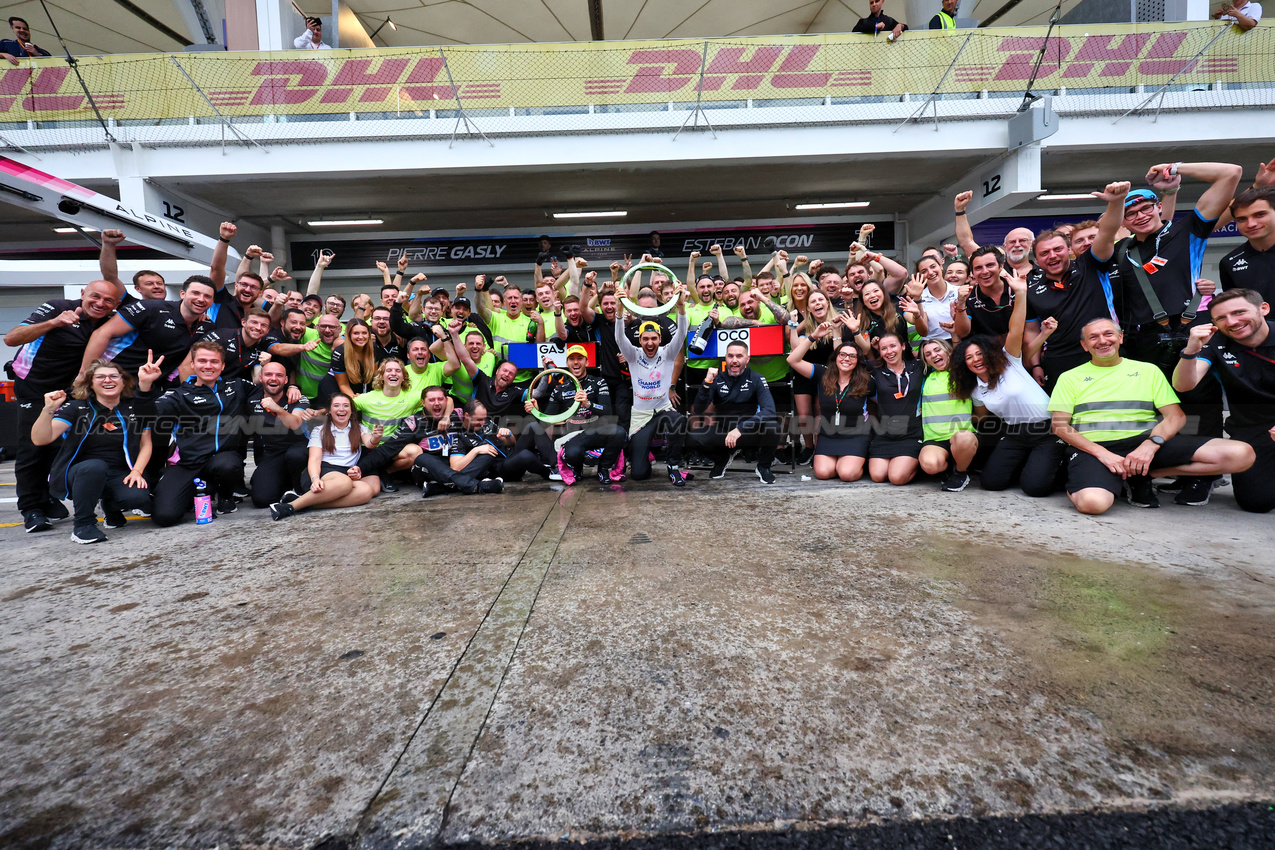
[868,436,922,460]
[1065,432,1211,495]
[921,439,951,454]
[319,461,356,477]
[792,372,816,397]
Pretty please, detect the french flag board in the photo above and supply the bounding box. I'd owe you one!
[687,326,785,360]
[506,342,597,369]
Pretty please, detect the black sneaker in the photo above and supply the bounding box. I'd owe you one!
[281,489,300,504]
[1174,477,1212,506]
[268,502,295,521]
[755,465,776,485]
[1155,477,1186,493]
[478,478,504,494]
[103,509,129,529]
[381,479,399,493]
[796,446,815,466]
[232,487,251,501]
[941,470,970,492]
[422,481,449,498]
[710,457,728,479]
[23,511,52,533]
[131,507,151,518]
[72,523,107,544]
[1126,478,1160,508]
[45,499,70,521]
[667,465,686,487]
[216,497,238,515]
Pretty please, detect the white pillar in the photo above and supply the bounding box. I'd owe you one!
[256,0,288,50]
[271,225,287,269]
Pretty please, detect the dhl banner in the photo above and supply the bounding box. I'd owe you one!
[0,22,1261,123]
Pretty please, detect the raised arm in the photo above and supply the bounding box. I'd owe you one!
[210,221,236,288]
[953,191,979,257]
[733,246,754,289]
[1090,181,1132,262]
[306,251,332,296]
[93,230,135,305]
[1004,271,1029,359]
[1150,161,1244,222]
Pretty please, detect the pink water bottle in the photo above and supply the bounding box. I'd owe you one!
[194,478,213,524]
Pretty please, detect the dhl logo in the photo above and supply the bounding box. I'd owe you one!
[0,30,1244,116]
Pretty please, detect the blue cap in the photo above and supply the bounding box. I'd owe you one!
[1123,188,1159,209]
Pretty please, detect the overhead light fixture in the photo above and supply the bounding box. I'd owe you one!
[793,201,870,210]
[1036,193,1095,201]
[552,210,628,219]
[307,218,383,226]
[368,16,396,39]
[53,226,98,233]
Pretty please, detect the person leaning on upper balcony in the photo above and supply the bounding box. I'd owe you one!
[293,16,331,49]
[1,16,52,65]
[1213,0,1262,30]
[854,0,907,39]
[929,0,959,29]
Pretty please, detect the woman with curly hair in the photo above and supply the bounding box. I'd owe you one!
[30,358,153,543]
[948,272,1064,497]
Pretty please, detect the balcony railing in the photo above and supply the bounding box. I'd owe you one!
[0,21,1266,150]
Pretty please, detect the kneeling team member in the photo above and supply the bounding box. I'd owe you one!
[616,283,690,485]
[688,340,781,483]
[1049,318,1254,515]
[533,344,627,484]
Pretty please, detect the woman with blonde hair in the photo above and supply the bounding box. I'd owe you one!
[333,317,377,397]
[30,357,155,543]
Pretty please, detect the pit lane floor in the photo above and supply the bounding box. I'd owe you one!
[1,462,1273,849]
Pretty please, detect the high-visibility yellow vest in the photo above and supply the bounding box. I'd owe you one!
[921,371,973,441]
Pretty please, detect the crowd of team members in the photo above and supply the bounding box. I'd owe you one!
[6,158,1275,542]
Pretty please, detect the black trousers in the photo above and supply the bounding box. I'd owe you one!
[250,443,309,508]
[687,419,781,468]
[15,399,59,513]
[1124,328,1223,438]
[412,451,481,494]
[152,452,246,527]
[1040,351,1091,395]
[66,459,150,525]
[627,409,687,480]
[513,422,556,467]
[1229,425,1275,514]
[605,377,634,431]
[979,423,1065,497]
[562,424,627,474]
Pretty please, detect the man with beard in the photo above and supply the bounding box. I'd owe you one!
[1022,182,1126,392]
[80,275,216,387]
[264,308,319,378]
[954,192,1036,278]
[1173,289,1275,512]
[201,308,273,381]
[411,386,503,496]
[247,360,313,508]
[616,285,690,485]
[368,306,403,361]
[5,280,121,532]
[687,341,781,483]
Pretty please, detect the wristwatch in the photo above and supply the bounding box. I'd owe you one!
[1148,435,1166,446]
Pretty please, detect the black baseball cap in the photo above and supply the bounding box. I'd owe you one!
[432,287,449,298]
[453,297,471,307]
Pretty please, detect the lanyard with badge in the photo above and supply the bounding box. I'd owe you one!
[832,381,853,426]
[891,366,911,401]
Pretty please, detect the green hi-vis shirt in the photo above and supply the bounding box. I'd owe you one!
[1047,358,1178,444]
[446,350,495,400]
[408,361,448,399]
[487,310,536,382]
[296,328,334,400]
[353,388,421,437]
[920,370,973,441]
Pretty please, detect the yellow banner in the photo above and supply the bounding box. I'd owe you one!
[0,22,1260,122]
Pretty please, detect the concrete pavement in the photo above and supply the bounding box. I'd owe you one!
[1,469,1273,848]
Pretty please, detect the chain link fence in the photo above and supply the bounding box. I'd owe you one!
[0,21,1267,151]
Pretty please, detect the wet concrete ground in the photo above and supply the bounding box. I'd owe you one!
[1,462,1273,849]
